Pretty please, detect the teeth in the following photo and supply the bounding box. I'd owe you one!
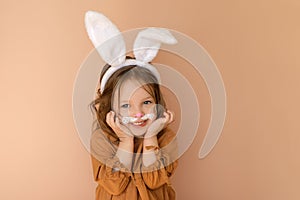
[133,121,144,125]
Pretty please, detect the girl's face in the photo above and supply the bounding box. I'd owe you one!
[112,79,157,137]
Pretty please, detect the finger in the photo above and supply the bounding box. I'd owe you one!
[115,117,128,131]
[115,117,132,136]
[107,111,117,129]
[163,111,170,123]
[115,117,122,129]
[167,110,175,124]
[106,111,112,127]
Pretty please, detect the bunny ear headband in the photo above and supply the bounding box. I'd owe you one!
[84,11,177,93]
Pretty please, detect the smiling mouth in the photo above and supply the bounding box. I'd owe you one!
[131,119,148,127]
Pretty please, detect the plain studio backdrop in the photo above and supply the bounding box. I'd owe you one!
[0,0,299,199]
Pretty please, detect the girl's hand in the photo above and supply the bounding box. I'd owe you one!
[106,111,133,142]
[144,110,174,138]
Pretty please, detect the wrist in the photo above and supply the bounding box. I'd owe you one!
[143,136,159,167]
[119,135,134,143]
[143,136,158,148]
[118,137,134,152]
[144,130,158,139]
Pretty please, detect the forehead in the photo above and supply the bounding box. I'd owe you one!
[118,79,151,101]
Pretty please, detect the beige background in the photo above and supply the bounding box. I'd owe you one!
[1,0,299,199]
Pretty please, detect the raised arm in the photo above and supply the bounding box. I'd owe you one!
[141,128,178,189]
[90,128,132,195]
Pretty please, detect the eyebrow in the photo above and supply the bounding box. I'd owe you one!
[119,95,153,103]
[141,95,154,101]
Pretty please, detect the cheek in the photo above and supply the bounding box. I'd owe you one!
[146,107,157,121]
[119,109,129,116]
[111,99,118,112]
[150,104,157,112]
[144,106,156,118]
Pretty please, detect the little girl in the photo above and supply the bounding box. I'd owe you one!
[85,11,178,200]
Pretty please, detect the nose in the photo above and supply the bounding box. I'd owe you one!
[129,106,144,118]
[134,112,144,118]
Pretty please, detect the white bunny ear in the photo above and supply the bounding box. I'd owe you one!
[133,28,177,63]
[85,11,126,66]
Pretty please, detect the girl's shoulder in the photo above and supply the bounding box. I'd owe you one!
[90,128,119,162]
[90,128,119,151]
[91,127,119,143]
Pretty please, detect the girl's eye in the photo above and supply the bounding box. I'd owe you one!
[143,100,152,105]
[121,104,130,108]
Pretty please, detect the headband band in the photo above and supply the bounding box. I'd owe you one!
[100,59,160,93]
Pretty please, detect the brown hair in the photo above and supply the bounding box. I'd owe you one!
[89,61,166,140]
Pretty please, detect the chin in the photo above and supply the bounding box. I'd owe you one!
[128,119,151,137]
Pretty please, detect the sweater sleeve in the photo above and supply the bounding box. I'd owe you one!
[90,129,131,195]
[141,129,179,189]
